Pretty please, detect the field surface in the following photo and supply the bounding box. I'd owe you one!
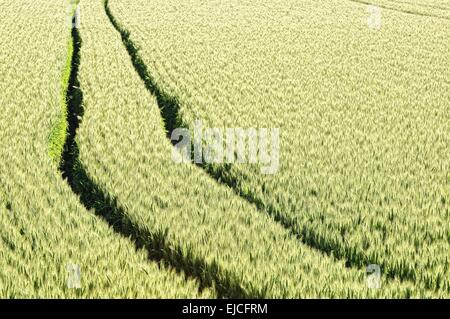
[0,0,448,298]
[0,0,209,298]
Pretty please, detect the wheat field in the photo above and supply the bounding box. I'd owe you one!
[0,0,448,298]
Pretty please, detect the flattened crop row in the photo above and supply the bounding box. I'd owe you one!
[64,0,446,297]
[0,0,208,298]
[108,0,450,293]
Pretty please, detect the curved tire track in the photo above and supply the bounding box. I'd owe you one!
[348,0,450,20]
[102,0,437,291]
[59,12,244,299]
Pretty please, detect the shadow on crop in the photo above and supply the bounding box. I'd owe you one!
[347,0,450,20]
[59,24,247,298]
[100,0,431,287]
